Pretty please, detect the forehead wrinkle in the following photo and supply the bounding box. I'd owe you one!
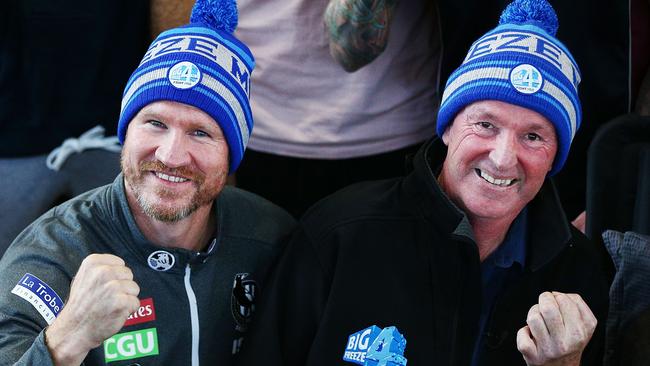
[463,103,554,134]
[464,105,499,123]
[524,120,554,132]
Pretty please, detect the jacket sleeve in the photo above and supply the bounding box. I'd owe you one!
[0,224,78,366]
[580,228,612,366]
[1,330,55,366]
[236,225,332,366]
[0,266,64,366]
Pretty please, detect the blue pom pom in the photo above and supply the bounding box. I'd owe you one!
[190,0,238,34]
[499,0,559,36]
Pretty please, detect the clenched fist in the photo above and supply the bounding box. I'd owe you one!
[516,291,597,366]
[45,254,141,366]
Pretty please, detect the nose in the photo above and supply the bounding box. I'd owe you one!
[154,131,191,168]
[489,132,517,171]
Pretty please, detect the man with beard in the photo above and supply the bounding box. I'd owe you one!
[0,0,295,365]
[238,0,611,365]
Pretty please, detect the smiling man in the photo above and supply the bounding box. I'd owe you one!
[238,1,610,366]
[0,1,295,365]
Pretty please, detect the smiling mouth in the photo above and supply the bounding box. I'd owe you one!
[475,169,517,187]
[153,171,189,183]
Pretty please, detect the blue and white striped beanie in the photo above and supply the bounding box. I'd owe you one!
[436,0,581,176]
[117,0,254,173]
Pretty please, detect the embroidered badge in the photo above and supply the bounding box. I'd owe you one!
[343,325,407,366]
[124,298,156,327]
[147,250,175,271]
[510,63,543,94]
[230,273,258,332]
[11,273,64,325]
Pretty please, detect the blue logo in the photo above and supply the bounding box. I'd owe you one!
[11,273,64,325]
[343,325,407,366]
[168,61,201,89]
[510,64,543,94]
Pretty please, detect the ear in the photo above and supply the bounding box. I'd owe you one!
[441,124,451,146]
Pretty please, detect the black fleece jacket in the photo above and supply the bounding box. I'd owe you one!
[238,138,611,366]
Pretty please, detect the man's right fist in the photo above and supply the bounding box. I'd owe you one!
[46,254,140,366]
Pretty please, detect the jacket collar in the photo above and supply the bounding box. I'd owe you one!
[102,174,221,274]
[403,138,573,272]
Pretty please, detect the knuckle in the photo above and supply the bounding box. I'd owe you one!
[518,341,534,353]
[570,293,583,301]
[112,254,126,265]
[584,325,596,339]
[85,253,101,262]
[105,279,120,292]
[95,265,113,280]
[539,302,555,317]
[539,291,553,301]
[122,266,134,280]
[131,297,141,310]
[527,312,543,326]
[132,282,141,296]
[554,292,569,303]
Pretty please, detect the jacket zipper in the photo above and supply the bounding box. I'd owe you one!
[184,264,200,366]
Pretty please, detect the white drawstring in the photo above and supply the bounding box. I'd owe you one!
[46,125,122,171]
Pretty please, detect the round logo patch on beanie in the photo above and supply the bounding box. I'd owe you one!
[509,64,543,94]
[168,61,202,89]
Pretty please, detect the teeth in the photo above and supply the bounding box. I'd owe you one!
[155,172,189,183]
[477,169,514,187]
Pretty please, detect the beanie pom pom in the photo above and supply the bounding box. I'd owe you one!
[499,0,559,36]
[190,0,238,34]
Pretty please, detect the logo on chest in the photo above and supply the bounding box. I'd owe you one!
[343,325,408,366]
[147,250,175,271]
[124,297,156,327]
[103,298,158,363]
[104,328,159,363]
[230,273,258,332]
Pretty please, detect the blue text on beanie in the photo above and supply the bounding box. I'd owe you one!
[436,0,581,176]
[117,0,254,173]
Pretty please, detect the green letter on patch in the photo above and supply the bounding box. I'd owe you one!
[104,327,159,363]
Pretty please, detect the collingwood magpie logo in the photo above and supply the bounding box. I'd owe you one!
[147,250,175,271]
[231,273,258,332]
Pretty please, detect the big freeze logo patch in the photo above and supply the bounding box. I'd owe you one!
[343,325,407,366]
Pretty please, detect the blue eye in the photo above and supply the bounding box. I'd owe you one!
[193,130,210,138]
[149,120,166,128]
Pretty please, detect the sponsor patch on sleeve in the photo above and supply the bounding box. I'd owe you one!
[343,325,407,366]
[11,273,64,325]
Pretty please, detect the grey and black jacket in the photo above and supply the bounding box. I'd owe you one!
[0,174,295,366]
